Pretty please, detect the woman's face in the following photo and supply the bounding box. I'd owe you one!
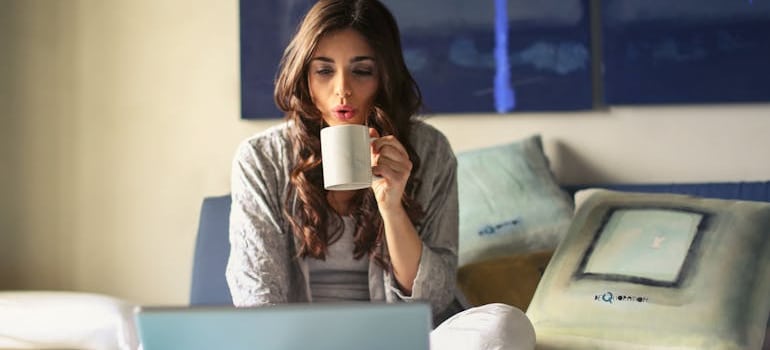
[308,28,379,126]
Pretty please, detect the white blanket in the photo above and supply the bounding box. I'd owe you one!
[0,291,139,350]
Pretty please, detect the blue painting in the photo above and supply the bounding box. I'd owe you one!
[602,0,770,105]
[239,0,593,119]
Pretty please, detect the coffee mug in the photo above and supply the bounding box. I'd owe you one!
[320,124,375,191]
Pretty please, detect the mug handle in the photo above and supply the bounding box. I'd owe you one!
[370,137,384,181]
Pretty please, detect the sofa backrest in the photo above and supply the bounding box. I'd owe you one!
[190,194,232,306]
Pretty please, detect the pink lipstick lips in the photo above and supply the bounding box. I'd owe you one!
[332,105,356,121]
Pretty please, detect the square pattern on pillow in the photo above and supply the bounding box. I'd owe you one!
[456,134,573,267]
[526,189,770,350]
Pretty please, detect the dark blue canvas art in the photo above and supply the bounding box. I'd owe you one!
[239,0,593,119]
[602,0,770,105]
[239,1,314,119]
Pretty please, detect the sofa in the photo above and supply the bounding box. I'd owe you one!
[190,182,770,349]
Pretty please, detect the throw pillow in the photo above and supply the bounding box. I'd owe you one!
[456,134,573,267]
[457,250,553,312]
[526,189,770,350]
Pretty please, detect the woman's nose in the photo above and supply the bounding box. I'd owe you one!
[334,73,352,97]
[335,89,352,97]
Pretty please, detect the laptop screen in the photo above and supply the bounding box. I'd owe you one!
[135,302,431,350]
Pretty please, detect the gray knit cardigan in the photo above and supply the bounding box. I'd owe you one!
[225,120,459,318]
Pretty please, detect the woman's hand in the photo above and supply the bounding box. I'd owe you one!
[369,128,412,213]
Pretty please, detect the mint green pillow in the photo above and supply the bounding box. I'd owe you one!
[527,189,770,350]
[456,135,574,267]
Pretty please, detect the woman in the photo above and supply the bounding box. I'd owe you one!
[225,0,459,322]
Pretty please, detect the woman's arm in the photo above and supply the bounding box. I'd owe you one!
[370,128,424,293]
[380,205,423,294]
[373,124,459,313]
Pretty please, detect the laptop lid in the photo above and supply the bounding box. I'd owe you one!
[134,302,431,350]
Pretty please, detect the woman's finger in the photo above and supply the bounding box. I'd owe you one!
[372,135,408,157]
[375,156,412,176]
[376,143,409,164]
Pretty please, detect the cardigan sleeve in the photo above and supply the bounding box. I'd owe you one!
[225,134,293,307]
[385,123,459,316]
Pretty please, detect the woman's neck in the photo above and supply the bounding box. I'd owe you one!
[326,190,357,215]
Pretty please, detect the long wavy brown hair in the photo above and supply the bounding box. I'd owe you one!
[273,0,424,268]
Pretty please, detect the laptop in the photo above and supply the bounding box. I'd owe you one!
[134,302,432,350]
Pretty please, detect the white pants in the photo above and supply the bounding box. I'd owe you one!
[430,303,536,350]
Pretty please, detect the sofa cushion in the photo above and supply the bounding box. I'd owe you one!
[456,135,573,267]
[527,188,770,349]
[457,250,553,312]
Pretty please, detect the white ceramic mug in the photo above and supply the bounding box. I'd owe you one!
[320,124,375,191]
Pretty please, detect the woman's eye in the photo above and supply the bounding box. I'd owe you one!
[353,69,373,76]
[315,68,333,76]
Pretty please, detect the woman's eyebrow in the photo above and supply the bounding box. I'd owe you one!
[310,56,375,63]
[311,57,334,63]
[350,56,375,63]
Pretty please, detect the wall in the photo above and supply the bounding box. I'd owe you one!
[1,0,768,305]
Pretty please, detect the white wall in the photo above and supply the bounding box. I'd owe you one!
[1,0,768,305]
[431,105,770,185]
